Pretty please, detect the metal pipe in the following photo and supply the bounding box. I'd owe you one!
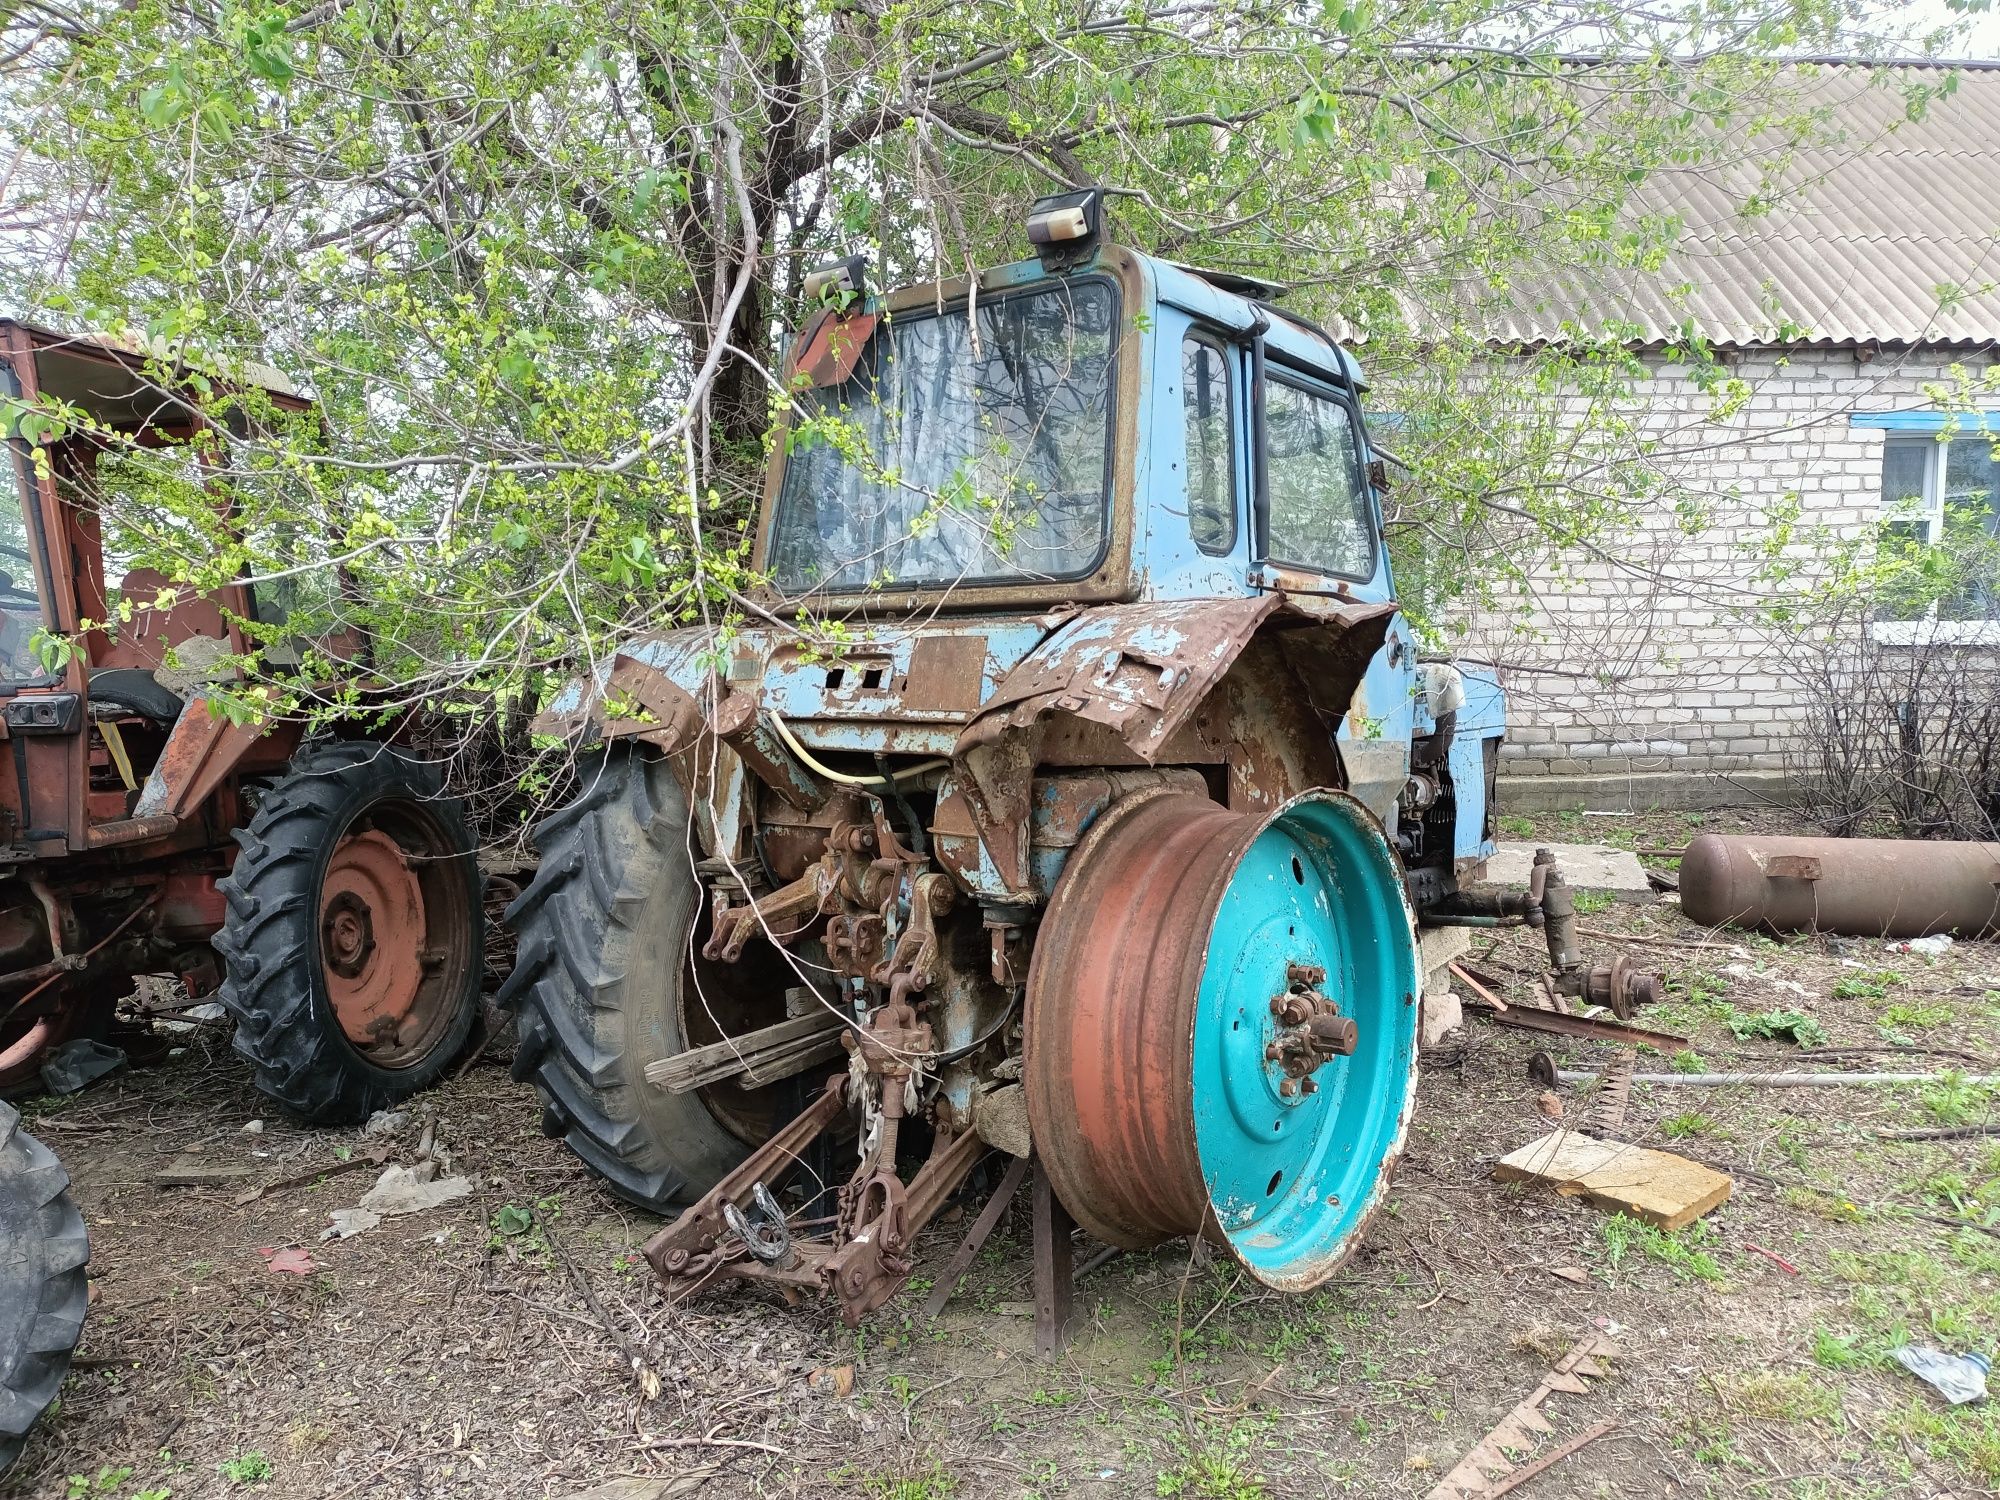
[1554,1069,2000,1087]
[1681,833,2000,938]
[83,814,181,849]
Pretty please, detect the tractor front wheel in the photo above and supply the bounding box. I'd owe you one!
[0,1103,88,1475]
[215,742,482,1124]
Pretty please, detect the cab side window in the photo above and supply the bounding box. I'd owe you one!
[1181,336,1235,555]
[1264,376,1374,578]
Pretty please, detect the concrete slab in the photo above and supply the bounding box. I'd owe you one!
[1418,923,1470,991]
[1419,990,1463,1050]
[1483,842,1652,893]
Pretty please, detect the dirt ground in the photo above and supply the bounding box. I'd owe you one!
[6,805,2000,1500]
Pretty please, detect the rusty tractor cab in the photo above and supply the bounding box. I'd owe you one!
[0,322,483,1112]
[505,189,1515,1328]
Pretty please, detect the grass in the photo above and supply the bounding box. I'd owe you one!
[1661,1110,1717,1139]
[1712,1369,1841,1425]
[862,1464,959,1500]
[1918,1074,2000,1127]
[1598,1213,1725,1282]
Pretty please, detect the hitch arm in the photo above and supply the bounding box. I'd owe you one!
[643,1072,848,1284]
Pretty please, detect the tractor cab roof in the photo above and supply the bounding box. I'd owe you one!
[1,318,310,437]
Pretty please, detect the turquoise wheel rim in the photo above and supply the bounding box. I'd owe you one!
[1190,793,1418,1290]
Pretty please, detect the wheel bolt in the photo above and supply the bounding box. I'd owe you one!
[1301,1077,1318,1096]
[1264,1042,1282,1061]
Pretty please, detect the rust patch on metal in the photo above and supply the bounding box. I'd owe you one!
[1023,791,1245,1249]
[903,633,986,714]
[791,309,878,389]
[132,697,268,821]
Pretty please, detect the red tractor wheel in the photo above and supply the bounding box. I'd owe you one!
[214,742,482,1123]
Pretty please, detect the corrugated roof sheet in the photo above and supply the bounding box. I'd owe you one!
[1498,61,2000,348]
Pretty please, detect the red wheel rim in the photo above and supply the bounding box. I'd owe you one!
[320,829,428,1051]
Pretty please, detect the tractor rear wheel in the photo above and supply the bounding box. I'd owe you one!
[1025,790,1419,1291]
[1,1103,88,1476]
[499,746,792,1213]
[215,742,482,1124]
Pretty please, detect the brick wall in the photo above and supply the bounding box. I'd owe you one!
[1451,343,1996,802]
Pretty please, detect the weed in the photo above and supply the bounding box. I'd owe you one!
[862,1464,959,1500]
[1727,1008,1828,1046]
[487,1197,563,1257]
[1661,1111,1716,1139]
[1498,814,1534,839]
[1669,1049,1708,1074]
[1881,999,1953,1031]
[1571,888,1616,915]
[1673,969,1731,1008]
[1783,1185,1864,1223]
[1811,1327,1868,1371]
[1714,1369,1840,1424]
[64,1470,133,1499]
[218,1452,272,1485]
[1599,1213,1724,1282]
[1154,1421,1269,1499]
[1833,969,1903,1001]
[1920,1073,1999,1127]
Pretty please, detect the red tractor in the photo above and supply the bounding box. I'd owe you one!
[0,321,482,1470]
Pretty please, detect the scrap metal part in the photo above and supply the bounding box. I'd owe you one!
[1426,1335,1620,1500]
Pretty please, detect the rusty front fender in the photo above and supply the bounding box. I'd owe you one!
[950,595,1398,893]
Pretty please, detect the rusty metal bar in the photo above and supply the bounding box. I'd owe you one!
[1462,999,1688,1049]
[1682,833,2000,939]
[921,1152,1030,1320]
[83,814,180,849]
[1031,1154,1075,1359]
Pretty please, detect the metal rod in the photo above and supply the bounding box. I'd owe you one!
[1554,1069,2000,1087]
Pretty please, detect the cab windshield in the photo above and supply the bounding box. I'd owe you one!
[769,279,1117,594]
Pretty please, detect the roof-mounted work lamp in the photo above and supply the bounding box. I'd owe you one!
[802,254,870,306]
[1026,187,1106,269]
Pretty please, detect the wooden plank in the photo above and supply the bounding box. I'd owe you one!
[644,1010,845,1093]
[1494,1130,1732,1230]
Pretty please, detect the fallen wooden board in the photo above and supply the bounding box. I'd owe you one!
[645,1010,845,1093]
[1494,1130,1732,1230]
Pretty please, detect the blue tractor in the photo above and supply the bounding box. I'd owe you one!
[503,189,1509,1324]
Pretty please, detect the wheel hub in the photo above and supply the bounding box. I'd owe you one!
[319,829,428,1047]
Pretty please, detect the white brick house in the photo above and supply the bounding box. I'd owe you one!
[1463,60,2000,811]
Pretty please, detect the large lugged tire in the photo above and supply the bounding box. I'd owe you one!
[214,741,482,1124]
[1,1103,88,1475]
[499,746,785,1213]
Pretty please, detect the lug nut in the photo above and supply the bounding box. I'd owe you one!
[1264,1042,1282,1062]
[1278,1078,1298,1098]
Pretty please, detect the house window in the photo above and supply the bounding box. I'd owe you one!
[1876,433,2000,639]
